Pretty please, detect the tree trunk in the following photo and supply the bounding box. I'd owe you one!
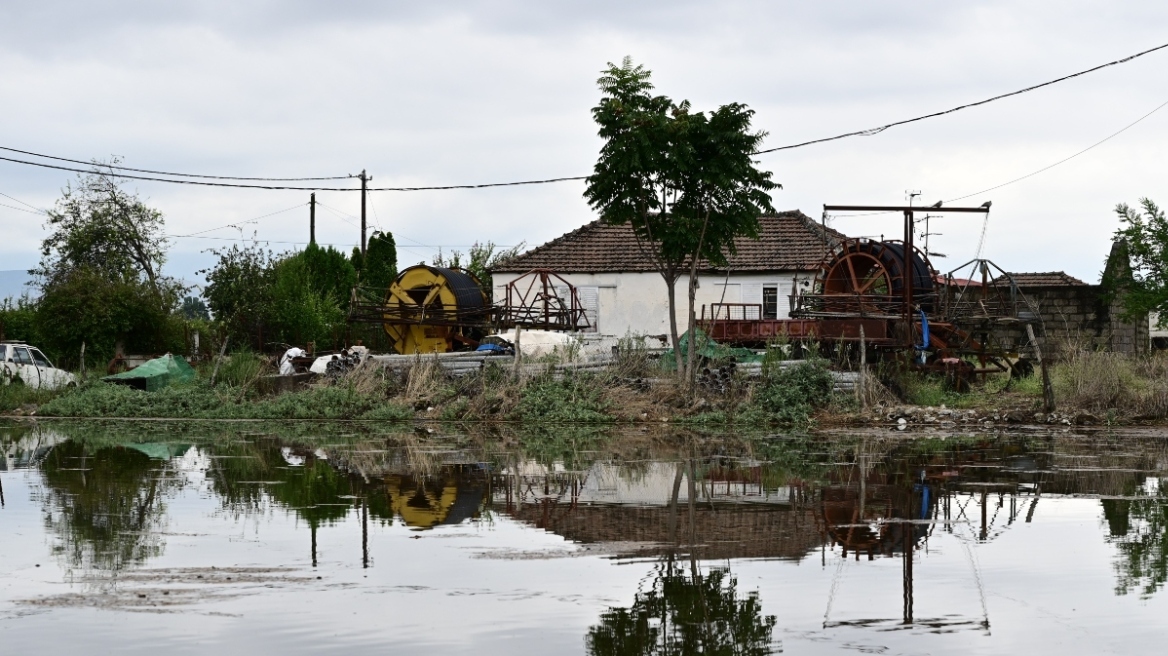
[684,213,712,383]
[664,272,683,372]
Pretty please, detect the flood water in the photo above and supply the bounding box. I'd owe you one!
[2,420,1168,654]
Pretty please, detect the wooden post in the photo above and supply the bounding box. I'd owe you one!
[512,325,523,374]
[1026,324,1055,412]
[858,325,867,410]
[210,335,229,385]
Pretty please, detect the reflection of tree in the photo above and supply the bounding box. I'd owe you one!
[207,441,354,528]
[37,442,175,576]
[1104,483,1168,598]
[587,564,776,655]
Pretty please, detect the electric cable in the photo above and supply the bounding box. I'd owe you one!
[0,146,348,181]
[0,191,47,213]
[825,93,1168,221]
[2,41,1166,191]
[754,40,1168,154]
[0,202,45,216]
[168,202,307,238]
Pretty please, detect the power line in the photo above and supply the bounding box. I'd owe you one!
[0,201,45,216]
[1,40,1165,192]
[944,97,1168,204]
[0,191,47,214]
[754,40,1168,154]
[0,156,360,190]
[368,175,587,191]
[168,202,307,238]
[0,146,348,181]
[825,93,1168,220]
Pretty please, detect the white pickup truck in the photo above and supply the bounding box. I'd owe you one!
[0,341,76,390]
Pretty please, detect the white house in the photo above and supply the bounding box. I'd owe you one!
[491,210,845,337]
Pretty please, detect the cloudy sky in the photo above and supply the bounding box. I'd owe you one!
[1,0,1166,291]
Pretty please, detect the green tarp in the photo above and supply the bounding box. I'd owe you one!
[104,354,197,391]
[662,328,763,369]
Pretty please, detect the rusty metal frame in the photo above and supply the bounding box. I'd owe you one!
[496,268,591,331]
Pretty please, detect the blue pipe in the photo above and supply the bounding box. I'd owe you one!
[915,310,930,350]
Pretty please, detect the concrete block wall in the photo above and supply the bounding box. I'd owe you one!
[1006,285,1147,355]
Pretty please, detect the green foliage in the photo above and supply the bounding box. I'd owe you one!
[1105,489,1168,598]
[212,349,269,388]
[1113,198,1167,323]
[587,566,776,655]
[201,242,352,351]
[181,296,209,320]
[432,240,524,296]
[200,242,276,347]
[751,359,834,425]
[300,242,357,306]
[267,255,345,348]
[34,267,184,365]
[0,381,58,413]
[38,380,413,420]
[0,295,40,344]
[583,57,778,376]
[27,169,185,364]
[512,373,614,423]
[362,230,398,288]
[33,167,177,297]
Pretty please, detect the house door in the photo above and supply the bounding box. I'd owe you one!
[762,285,779,320]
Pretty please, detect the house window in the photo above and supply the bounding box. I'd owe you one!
[763,286,778,320]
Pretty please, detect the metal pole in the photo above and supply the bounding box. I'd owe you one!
[904,209,914,325]
[309,192,316,245]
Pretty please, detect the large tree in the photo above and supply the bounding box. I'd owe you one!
[31,168,184,362]
[584,58,778,377]
[1112,198,1168,324]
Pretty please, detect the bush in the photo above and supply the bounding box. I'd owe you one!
[512,373,614,423]
[751,359,834,425]
[38,379,413,420]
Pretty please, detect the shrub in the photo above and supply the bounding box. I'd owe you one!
[513,373,614,423]
[751,359,834,425]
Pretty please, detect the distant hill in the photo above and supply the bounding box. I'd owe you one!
[0,270,36,302]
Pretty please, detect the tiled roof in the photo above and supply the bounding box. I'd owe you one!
[992,271,1089,287]
[492,210,845,274]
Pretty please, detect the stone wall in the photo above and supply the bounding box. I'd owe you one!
[1004,284,1148,355]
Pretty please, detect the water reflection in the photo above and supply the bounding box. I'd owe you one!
[587,564,777,656]
[3,422,1168,652]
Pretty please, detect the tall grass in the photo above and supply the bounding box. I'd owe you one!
[1054,348,1168,418]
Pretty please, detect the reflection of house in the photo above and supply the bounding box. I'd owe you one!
[491,211,844,336]
[494,462,824,561]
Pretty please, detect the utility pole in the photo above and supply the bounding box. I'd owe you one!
[309,192,316,245]
[358,169,371,257]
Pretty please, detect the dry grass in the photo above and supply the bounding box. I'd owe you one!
[1054,347,1168,418]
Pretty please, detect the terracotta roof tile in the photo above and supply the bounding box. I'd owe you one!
[492,210,846,274]
[992,271,1089,287]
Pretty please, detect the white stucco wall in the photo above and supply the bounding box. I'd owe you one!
[493,270,815,337]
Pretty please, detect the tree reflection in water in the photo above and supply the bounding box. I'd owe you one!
[36,441,179,580]
[587,563,777,656]
[1103,481,1168,598]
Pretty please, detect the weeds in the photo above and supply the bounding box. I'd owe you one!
[1053,348,1168,418]
[750,358,835,425]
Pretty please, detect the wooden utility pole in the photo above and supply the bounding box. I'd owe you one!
[309,192,316,245]
[358,169,370,256]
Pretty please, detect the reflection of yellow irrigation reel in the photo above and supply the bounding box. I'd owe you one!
[381,265,492,355]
